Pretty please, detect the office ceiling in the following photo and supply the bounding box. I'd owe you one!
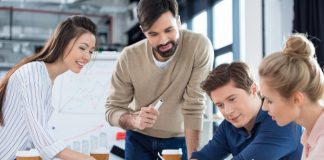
[0,0,131,14]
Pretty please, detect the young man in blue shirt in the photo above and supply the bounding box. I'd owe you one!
[191,62,303,160]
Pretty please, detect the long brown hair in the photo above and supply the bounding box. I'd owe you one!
[0,15,97,126]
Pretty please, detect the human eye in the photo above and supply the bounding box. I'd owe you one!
[79,46,86,51]
[165,28,173,33]
[149,33,157,37]
[265,98,272,105]
[89,50,97,55]
[228,97,236,102]
[216,103,224,109]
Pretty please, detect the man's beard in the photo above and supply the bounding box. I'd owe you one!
[154,41,178,58]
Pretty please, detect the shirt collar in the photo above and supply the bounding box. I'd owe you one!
[302,111,324,147]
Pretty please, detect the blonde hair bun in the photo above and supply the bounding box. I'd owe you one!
[283,34,315,60]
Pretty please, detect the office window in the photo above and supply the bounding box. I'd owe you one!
[181,22,187,29]
[192,11,207,37]
[213,0,233,49]
[215,52,233,67]
[0,10,10,39]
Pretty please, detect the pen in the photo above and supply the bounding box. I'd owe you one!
[154,100,163,110]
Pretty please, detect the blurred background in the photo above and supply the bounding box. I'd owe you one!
[0,0,323,159]
[0,0,323,73]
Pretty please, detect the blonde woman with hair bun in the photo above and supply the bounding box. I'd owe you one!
[259,33,324,159]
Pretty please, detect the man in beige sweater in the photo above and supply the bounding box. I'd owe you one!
[105,0,213,159]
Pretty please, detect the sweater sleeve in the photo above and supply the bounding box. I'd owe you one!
[21,73,65,159]
[182,35,214,130]
[105,49,134,127]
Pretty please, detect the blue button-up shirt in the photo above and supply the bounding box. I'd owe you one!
[191,109,303,160]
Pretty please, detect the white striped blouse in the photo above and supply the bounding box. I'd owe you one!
[0,61,66,160]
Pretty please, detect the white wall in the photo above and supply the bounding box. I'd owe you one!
[264,0,294,54]
[239,0,263,80]
[239,0,294,82]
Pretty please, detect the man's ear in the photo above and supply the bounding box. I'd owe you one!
[139,25,144,33]
[176,15,181,28]
[250,83,257,96]
[139,25,148,38]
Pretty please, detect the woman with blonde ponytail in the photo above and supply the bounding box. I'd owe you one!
[259,33,324,159]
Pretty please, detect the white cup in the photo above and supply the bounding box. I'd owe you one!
[90,147,109,160]
[161,148,182,160]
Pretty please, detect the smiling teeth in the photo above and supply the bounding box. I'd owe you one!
[76,61,85,66]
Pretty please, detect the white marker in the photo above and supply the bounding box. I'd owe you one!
[154,100,163,110]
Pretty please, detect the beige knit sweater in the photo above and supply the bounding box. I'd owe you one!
[106,29,214,138]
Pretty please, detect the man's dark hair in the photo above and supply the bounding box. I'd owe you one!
[137,0,178,32]
[201,62,255,97]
